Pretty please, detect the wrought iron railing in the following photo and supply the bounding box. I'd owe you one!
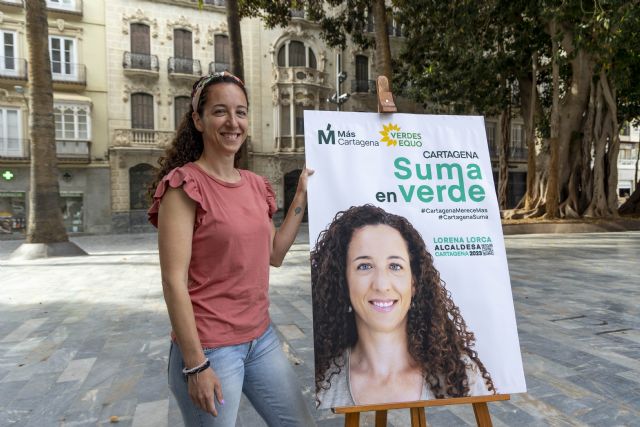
[510,146,528,160]
[168,57,202,76]
[209,62,230,74]
[123,52,159,72]
[0,57,28,80]
[51,62,86,85]
[351,79,376,93]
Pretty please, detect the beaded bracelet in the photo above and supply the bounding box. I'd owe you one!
[182,359,210,377]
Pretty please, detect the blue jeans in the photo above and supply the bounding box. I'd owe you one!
[168,325,315,426]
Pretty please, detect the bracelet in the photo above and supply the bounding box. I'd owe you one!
[182,359,210,376]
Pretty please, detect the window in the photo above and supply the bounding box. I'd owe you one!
[47,0,76,11]
[130,23,151,70]
[130,164,156,210]
[620,124,631,136]
[354,55,369,92]
[280,104,290,136]
[54,104,90,140]
[49,35,76,79]
[510,123,525,158]
[277,41,316,69]
[173,29,193,74]
[213,35,230,72]
[0,31,17,75]
[131,93,154,129]
[0,107,21,156]
[485,121,496,156]
[295,104,305,136]
[174,96,190,130]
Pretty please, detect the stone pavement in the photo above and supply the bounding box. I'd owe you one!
[0,230,639,426]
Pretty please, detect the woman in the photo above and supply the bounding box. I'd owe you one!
[148,72,315,426]
[311,205,496,408]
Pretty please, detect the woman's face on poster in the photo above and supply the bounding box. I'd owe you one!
[346,225,414,334]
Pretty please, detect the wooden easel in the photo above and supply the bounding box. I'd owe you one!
[330,76,511,426]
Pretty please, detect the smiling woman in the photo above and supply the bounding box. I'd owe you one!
[311,205,496,408]
[147,72,315,427]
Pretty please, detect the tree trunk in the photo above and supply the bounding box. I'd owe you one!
[372,0,393,83]
[226,0,248,169]
[498,108,510,210]
[25,0,68,244]
[520,54,537,211]
[599,70,619,216]
[545,19,560,218]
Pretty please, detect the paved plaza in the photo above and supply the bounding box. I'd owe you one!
[1,229,639,426]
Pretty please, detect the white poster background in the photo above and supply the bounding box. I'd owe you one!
[304,111,526,396]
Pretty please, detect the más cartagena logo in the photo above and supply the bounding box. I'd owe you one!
[379,123,423,147]
[317,124,379,148]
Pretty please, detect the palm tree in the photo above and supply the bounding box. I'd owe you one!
[11,0,85,259]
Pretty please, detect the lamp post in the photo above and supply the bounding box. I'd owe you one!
[328,52,350,111]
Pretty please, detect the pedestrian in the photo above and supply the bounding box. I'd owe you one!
[148,71,315,426]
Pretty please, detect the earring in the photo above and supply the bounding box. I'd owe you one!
[347,305,353,313]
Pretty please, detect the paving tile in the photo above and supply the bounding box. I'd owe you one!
[1,230,640,426]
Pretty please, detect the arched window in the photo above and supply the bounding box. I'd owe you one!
[277,41,317,69]
[129,163,156,210]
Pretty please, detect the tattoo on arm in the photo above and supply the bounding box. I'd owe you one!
[295,207,302,216]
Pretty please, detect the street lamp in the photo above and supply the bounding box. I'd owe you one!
[327,53,350,111]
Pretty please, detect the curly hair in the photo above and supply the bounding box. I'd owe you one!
[311,204,496,403]
[149,73,248,195]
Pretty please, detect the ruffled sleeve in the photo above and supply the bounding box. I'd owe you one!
[147,167,207,228]
[262,177,277,219]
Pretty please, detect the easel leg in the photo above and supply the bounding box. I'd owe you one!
[409,407,427,427]
[472,402,493,427]
[344,412,360,427]
[375,410,387,426]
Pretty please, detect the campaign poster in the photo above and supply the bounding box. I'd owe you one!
[304,111,526,409]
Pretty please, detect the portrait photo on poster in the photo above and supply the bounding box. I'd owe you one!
[311,204,496,408]
[304,111,527,409]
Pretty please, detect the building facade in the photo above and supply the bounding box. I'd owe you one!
[0,0,110,236]
[618,123,640,200]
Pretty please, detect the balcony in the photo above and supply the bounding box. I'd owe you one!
[276,136,304,152]
[46,0,82,15]
[56,140,89,162]
[123,52,159,77]
[0,139,29,161]
[274,67,327,87]
[0,58,28,81]
[168,57,201,80]
[187,0,225,6]
[51,62,86,88]
[112,129,174,149]
[208,61,230,74]
[509,146,528,161]
[351,79,375,94]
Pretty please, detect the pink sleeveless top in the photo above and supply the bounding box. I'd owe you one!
[148,162,277,347]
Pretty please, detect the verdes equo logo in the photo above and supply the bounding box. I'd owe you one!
[379,123,423,147]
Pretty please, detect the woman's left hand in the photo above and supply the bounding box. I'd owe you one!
[296,167,315,194]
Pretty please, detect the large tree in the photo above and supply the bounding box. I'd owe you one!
[397,0,640,218]
[11,0,85,259]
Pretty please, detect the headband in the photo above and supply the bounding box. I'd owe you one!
[191,71,245,113]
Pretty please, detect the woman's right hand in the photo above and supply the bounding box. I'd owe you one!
[188,367,224,416]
